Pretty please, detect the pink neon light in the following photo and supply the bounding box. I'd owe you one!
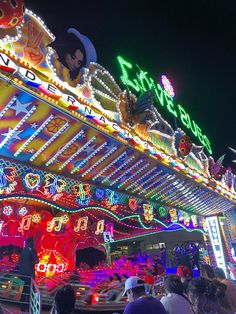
[161,75,175,97]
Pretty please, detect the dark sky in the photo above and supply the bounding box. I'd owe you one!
[25,0,236,169]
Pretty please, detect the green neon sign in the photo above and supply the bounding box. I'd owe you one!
[117,56,212,155]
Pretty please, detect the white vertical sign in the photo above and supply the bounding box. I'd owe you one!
[206,216,226,273]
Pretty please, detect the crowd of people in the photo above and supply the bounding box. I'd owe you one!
[44,263,236,314]
[112,251,166,275]
[122,264,236,314]
[1,236,235,314]
[172,242,201,273]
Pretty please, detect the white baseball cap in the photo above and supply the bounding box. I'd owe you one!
[123,276,145,296]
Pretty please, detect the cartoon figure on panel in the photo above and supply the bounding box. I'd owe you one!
[49,28,97,86]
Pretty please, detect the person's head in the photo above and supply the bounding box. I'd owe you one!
[214,267,226,280]
[187,277,226,314]
[175,245,181,253]
[164,275,184,295]
[146,257,152,263]
[107,276,113,282]
[26,237,34,248]
[123,276,146,302]
[200,264,215,280]
[50,32,86,80]
[54,284,76,314]
[187,277,209,313]
[207,279,226,300]
[122,274,129,281]
[177,265,191,280]
[65,49,84,71]
[150,265,156,272]
[113,273,121,282]
[153,255,159,260]
[146,268,153,276]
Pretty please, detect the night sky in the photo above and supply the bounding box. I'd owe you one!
[25,0,236,169]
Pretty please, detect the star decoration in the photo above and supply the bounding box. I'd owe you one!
[31,123,38,129]
[116,154,130,166]
[119,174,130,182]
[11,98,32,116]
[83,144,97,155]
[2,128,23,141]
[103,144,117,154]
[79,131,86,139]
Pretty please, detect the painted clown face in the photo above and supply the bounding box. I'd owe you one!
[0,0,24,29]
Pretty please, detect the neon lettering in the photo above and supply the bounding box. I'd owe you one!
[117,56,212,154]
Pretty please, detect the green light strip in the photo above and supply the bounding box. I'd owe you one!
[0,195,152,229]
[0,196,205,236]
[117,56,212,154]
[112,226,206,243]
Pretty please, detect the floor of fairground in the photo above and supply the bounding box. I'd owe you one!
[1,303,123,314]
[1,302,48,314]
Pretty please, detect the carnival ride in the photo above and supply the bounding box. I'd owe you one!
[0,1,235,311]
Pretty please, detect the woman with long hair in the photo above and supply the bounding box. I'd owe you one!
[187,277,232,314]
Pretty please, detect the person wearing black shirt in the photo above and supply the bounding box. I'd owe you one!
[18,237,39,312]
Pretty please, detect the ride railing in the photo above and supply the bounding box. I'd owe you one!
[0,271,25,303]
[30,279,41,314]
[0,270,41,313]
[37,274,92,310]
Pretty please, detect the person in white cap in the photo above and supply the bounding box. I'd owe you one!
[123,276,167,314]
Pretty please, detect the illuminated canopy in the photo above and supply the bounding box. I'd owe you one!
[0,8,234,238]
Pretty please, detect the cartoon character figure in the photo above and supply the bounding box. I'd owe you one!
[208,155,226,181]
[117,90,156,129]
[178,135,192,157]
[128,198,138,211]
[143,204,153,222]
[94,188,105,201]
[49,28,97,87]
[0,166,16,186]
[169,208,178,223]
[44,174,66,196]
[73,184,90,200]
[191,215,198,227]
[0,0,24,29]
[222,167,235,190]
[117,90,137,127]
[174,129,192,158]
[105,189,119,206]
[183,212,191,226]
[73,184,91,205]
[0,166,17,193]
[178,210,184,222]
